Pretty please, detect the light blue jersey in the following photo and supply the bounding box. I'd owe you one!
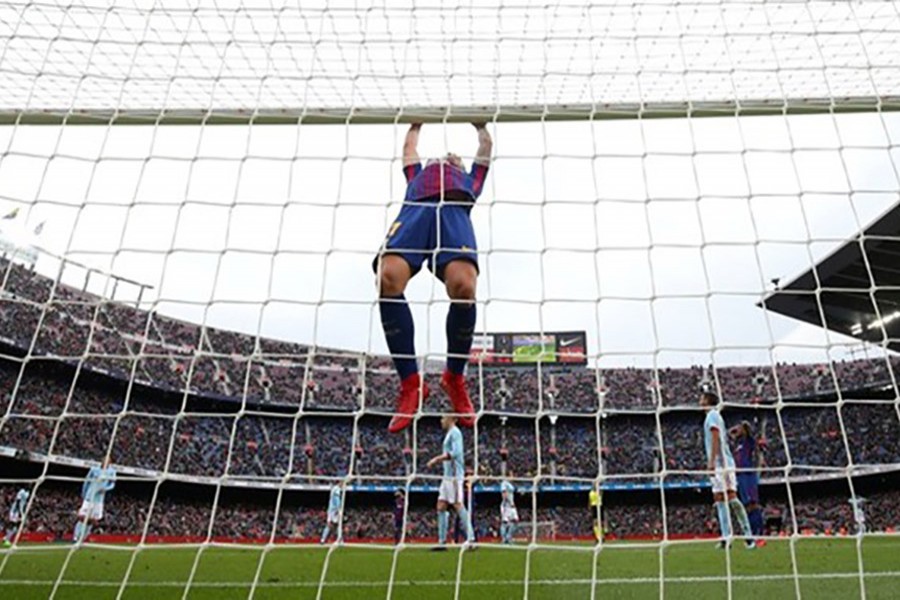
[9,489,28,519]
[82,466,116,504]
[704,409,735,468]
[443,426,465,479]
[500,480,515,509]
[328,485,342,513]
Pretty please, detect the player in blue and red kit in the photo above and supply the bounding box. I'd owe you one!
[732,420,765,542]
[374,122,493,433]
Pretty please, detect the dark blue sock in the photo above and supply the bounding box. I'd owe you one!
[749,508,764,536]
[446,302,476,375]
[380,294,417,380]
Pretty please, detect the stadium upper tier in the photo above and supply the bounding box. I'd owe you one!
[1,258,899,414]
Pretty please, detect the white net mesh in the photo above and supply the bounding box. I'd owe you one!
[2,0,900,121]
[0,1,899,599]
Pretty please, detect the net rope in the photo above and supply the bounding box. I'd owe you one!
[0,2,898,600]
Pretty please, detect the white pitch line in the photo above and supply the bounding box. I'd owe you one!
[1,571,899,588]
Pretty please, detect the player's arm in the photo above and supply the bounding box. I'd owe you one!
[473,123,492,166]
[756,441,766,469]
[403,123,422,167]
[427,452,450,469]
[708,427,722,472]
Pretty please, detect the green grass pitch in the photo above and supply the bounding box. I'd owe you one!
[1,537,899,599]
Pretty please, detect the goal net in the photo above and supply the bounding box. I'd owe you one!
[1,0,900,597]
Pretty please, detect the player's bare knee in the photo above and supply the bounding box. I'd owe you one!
[379,272,404,297]
[445,274,476,301]
[378,261,409,296]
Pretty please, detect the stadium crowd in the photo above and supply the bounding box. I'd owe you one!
[2,359,900,484]
[3,257,900,417]
[2,258,900,545]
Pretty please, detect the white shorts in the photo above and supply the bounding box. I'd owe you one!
[710,467,737,495]
[501,506,519,523]
[438,479,464,505]
[8,512,21,524]
[77,500,104,521]
[327,510,340,524]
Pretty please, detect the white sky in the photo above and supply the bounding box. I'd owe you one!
[0,1,899,368]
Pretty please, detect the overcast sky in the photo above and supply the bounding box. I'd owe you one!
[0,1,899,368]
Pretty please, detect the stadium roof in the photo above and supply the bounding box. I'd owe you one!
[763,203,900,352]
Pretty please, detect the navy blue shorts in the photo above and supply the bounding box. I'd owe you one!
[737,473,759,505]
[373,198,478,279]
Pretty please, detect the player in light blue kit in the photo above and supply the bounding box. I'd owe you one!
[4,488,29,546]
[700,392,754,549]
[427,415,474,549]
[499,472,519,544]
[320,483,344,544]
[74,456,116,544]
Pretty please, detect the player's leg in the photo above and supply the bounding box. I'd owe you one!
[73,520,84,543]
[77,514,98,544]
[375,205,434,433]
[455,501,474,543]
[712,488,732,543]
[502,516,516,544]
[587,507,599,541]
[4,519,16,545]
[746,503,764,541]
[439,259,478,427]
[443,258,477,374]
[436,498,450,547]
[451,480,474,543]
[73,503,89,543]
[378,254,416,376]
[321,515,337,544]
[505,520,517,544]
[741,486,764,536]
[726,489,754,548]
[433,205,479,425]
[743,475,764,537]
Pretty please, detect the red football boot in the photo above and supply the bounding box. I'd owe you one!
[440,371,476,427]
[388,373,429,433]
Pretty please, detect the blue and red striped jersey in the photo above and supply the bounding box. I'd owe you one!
[403,161,489,203]
[734,433,758,469]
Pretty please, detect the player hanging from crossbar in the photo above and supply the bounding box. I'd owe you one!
[374,122,493,433]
